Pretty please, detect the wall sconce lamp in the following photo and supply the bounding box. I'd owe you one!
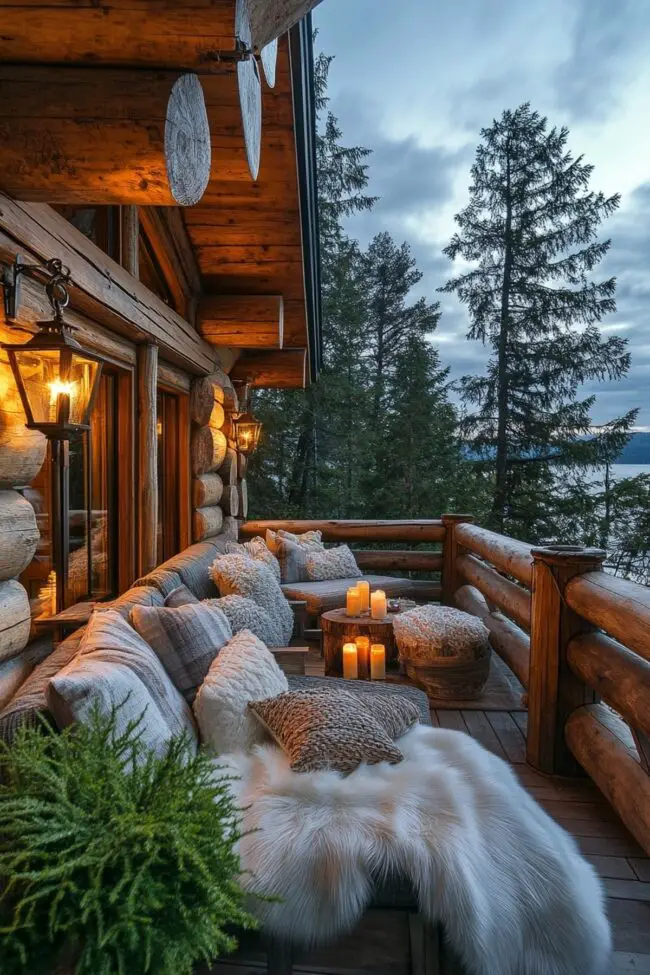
[2,256,106,613]
[231,381,263,456]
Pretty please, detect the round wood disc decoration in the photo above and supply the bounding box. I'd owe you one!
[260,39,278,88]
[164,73,212,206]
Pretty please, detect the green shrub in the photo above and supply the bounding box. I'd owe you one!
[0,707,257,975]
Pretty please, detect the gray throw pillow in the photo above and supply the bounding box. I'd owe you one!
[130,602,232,703]
[305,544,362,582]
[164,585,200,608]
[47,609,197,755]
[249,688,411,774]
[209,554,294,645]
[210,595,284,647]
[276,537,309,584]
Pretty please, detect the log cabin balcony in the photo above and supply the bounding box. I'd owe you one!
[0,1,648,972]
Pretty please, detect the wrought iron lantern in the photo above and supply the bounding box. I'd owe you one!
[2,256,106,616]
[232,382,263,456]
[2,258,104,439]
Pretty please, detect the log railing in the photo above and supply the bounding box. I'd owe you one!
[240,515,650,853]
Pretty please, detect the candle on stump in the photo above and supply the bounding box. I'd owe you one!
[370,589,387,619]
[346,586,362,617]
[342,642,358,680]
[355,635,370,679]
[370,644,386,680]
[357,579,370,613]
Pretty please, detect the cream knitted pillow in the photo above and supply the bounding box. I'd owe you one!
[305,544,362,582]
[193,629,288,754]
[209,553,294,645]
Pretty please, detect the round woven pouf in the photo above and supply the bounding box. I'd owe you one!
[393,605,491,701]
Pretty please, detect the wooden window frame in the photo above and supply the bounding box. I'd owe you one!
[157,384,190,563]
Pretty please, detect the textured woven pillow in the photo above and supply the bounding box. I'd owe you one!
[243,535,281,584]
[164,584,200,608]
[393,605,490,665]
[305,544,362,582]
[249,688,406,774]
[47,609,197,754]
[209,553,294,645]
[193,629,288,754]
[211,594,283,647]
[265,528,324,555]
[130,602,232,702]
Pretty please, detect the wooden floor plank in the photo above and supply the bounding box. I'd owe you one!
[540,799,617,822]
[512,710,528,735]
[461,709,508,760]
[630,859,650,882]
[579,835,648,859]
[485,710,527,764]
[605,880,650,903]
[586,855,638,880]
[608,899,650,953]
[435,710,468,733]
[612,952,650,973]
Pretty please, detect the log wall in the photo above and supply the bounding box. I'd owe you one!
[190,370,248,544]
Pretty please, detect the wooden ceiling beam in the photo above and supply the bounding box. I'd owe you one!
[230,349,306,388]
[0,2,239,70]
[0,67,211,206]
[139,207,203,325]
[245,0,324,48]
[198,295,284,349]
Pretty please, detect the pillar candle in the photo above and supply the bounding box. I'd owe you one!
[355,636,370,679]
[342,642,358,680]
[357,579,370,613]
[346,586,362,616]
[370,589,387,619]
[370,644,386,680]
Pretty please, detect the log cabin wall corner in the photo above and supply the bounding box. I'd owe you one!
[0,1,322,696]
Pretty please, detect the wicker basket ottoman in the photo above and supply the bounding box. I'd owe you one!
[393,605,491,701]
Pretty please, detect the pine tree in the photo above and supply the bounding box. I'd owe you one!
[440,104,637,540]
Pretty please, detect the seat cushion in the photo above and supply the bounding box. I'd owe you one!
[287,674,432,726]
[281,575,436,617]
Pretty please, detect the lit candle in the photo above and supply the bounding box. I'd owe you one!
[370,644,386,680]
[346,586,362,616]
[357,579,370,613]
[355,636,370,679]
[342,642,358,680]
[370,589,387,619]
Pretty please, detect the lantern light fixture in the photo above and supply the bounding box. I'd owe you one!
[2,257,104,440]
[231,381,263,456]
[2,256,107,616]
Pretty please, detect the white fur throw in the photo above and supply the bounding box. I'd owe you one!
[211,594,282,647]
[219,725,611,974]
[393,605,490,663]
[305,544,362,582]
[210,553,293,645]
[194,629,288,754]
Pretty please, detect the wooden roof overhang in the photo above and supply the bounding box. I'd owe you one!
[0,1,322,388]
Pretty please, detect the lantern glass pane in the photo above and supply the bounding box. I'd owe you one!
[235,418,262,454]
[69,353,100,426]
[13,348,64,424]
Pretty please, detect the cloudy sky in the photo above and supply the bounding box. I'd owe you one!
[312,0,650,428]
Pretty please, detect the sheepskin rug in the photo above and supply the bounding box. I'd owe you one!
[219,724,611,975]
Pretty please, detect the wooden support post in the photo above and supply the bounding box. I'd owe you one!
[137,343,158,576]
[441,514,474,606]
[120,206,140,278]
[527,545,607,776]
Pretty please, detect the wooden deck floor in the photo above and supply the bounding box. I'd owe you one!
[211,648,650,974]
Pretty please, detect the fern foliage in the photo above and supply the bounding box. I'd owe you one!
[0,708,256,975]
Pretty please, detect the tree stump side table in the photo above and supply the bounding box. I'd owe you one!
[321,608,397,678]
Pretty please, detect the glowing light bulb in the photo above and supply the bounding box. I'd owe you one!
[49,379,75,403]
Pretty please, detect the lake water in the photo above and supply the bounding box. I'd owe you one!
[582,464,650,486]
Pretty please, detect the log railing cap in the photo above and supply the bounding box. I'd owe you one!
[531,545,607,567]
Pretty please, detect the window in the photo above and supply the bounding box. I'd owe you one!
[21,366,134,618]
[157,389,190,564]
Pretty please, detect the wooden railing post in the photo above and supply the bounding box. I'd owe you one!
[441,514,474,606]
[527,545,607,775]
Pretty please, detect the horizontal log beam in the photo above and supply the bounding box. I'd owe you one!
[230,349,306,388]
[0,68,211,206]
[454,523,533,587]
[456,553,531,632]
[454,584,530,689]
[240,520,447,543]
[0,196,216,375]
[566,704,650,855]
[565,571,650,663]
[568,632,650,740]
[353,551,443,573]
[198,295,284,348]
[0,2,239,69]
[245,0,324,48]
